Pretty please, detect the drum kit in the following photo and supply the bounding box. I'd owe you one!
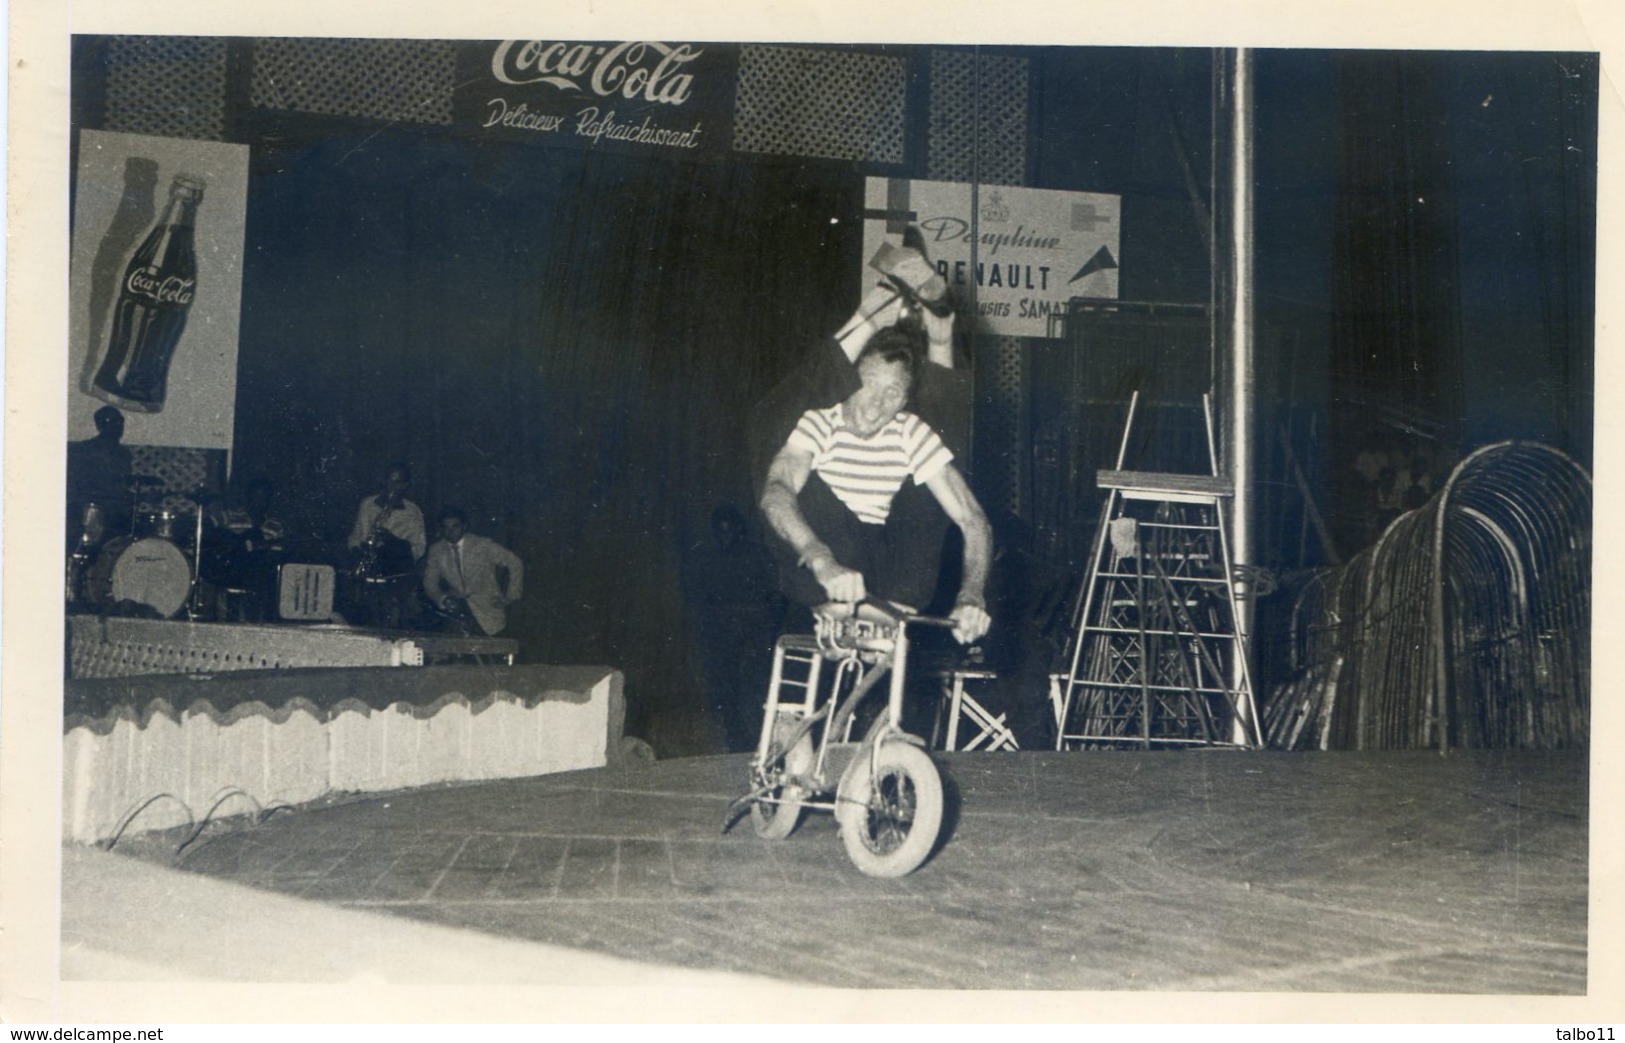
[67,475,215,619]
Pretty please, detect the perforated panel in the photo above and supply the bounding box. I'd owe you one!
[67,615,408,678]
[104,37,229,142]
[928,50,1028,185]
[251,38,456,125]
[975,336,1026,517]
[927,50,1028,516]
[733,45,906,162]
[128,446,219,511]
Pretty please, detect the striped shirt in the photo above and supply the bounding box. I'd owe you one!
[788,405,953,525]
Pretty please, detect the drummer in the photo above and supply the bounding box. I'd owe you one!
[66,405,134,546]
[200,478,289,621]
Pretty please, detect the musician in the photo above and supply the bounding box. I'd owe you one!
[67,405,135,545]
[348,462,427,564]
[346,462,426,628]
[201,478,288,621]
[422,507,524,636]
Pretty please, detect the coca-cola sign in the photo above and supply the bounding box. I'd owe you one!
[125,268,195,307]
[491,41,702,105]
[455,40,736,160]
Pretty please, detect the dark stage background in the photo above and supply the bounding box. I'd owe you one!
[69,40,1596,755]
[234,137,864,747]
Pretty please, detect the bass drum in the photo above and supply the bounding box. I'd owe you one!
[89,537,193,618]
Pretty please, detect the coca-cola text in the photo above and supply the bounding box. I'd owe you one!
[125,268,195,307]
[491,41,700,106]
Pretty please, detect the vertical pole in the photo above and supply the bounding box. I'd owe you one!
[1227,48,1258,745]
[189,496,206,619]
[1115,390,1140,471]
[1134,536,1151,750]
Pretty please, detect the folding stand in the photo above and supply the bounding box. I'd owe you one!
[1054,393,1261,749]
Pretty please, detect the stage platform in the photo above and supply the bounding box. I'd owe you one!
[62,747,1588,996]
[67,614,518,679]
[62,663,623,843]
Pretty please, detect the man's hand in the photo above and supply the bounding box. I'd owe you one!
[810,554,867,604]
[948,598,991,644]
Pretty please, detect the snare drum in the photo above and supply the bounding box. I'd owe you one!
[90,537,193,618]
[137,507,200,555]
[135,508,183,541]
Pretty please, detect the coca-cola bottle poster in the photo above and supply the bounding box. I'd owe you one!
[68,130,249,451]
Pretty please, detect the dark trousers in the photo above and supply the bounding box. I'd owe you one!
[351,574,419,630]
[772,476,965,737]
[773,474,950,615]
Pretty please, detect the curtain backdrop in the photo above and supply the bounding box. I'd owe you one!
[233,130,860,752]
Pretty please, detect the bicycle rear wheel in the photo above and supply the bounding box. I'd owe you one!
[751,712,814,839]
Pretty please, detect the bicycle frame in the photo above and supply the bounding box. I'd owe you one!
[726,601,955,877]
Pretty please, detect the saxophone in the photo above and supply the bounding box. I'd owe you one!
[352,500,394,580]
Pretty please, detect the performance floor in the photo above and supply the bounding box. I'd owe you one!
[66,748,1588,994]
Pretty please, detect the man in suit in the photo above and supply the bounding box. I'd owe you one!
[422,506,524,636]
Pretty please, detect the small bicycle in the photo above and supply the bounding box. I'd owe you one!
[723,599,953,877]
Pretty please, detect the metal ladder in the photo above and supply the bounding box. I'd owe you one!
[1053,393,1262,750]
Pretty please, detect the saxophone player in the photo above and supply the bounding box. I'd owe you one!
[345,462,427,628]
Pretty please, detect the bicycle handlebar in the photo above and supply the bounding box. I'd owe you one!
[816,598,959,629]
